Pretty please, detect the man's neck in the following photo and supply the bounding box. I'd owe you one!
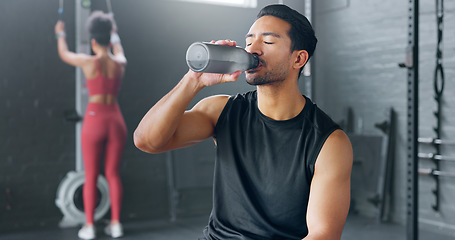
[256,81,306,121]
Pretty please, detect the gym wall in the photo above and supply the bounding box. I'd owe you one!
[313,0,455,236]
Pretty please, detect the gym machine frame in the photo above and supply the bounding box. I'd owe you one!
[399,0,419,239]
[417,0,446,212]
[401,0,452,238]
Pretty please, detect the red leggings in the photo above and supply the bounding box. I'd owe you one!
[81,103,127,224]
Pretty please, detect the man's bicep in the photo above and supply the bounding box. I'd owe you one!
[162,95,229,151]
[305,130,353,240]
[191,95,230,128]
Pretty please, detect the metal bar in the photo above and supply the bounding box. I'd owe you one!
[106,0,113,16]
[58,0,64,18]
[75,0,91,171]
[406,0,419,239]
[302,0,313,99]
[166,151,178,222]
[418,153,455,162]
[419,168,455,178]
[418,137,455,145]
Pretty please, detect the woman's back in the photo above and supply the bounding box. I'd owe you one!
[83,55,124,80]
[84,55,124,98]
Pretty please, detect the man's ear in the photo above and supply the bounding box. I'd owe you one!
[293,50,309,70]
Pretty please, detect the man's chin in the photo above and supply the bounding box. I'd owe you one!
[245,76,256,85]
[246,78,267,86]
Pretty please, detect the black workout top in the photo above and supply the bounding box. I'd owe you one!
[203,91,340,240]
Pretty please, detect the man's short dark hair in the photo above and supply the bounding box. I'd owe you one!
[257,4,317,75]
[86,11,112,46]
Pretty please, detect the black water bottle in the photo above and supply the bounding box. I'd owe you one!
[186,42,259,74]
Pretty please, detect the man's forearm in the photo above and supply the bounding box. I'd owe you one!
[133,72,204,153]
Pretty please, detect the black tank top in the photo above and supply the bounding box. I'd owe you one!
[203,91,340,240]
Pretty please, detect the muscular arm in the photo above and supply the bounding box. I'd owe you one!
[55,21,91,67]
[110,32,127,65]
[109,18,127,65]
[134,69,240,153]
[111,41,127,65]
[304,130,353,240]
[133,40,241,153]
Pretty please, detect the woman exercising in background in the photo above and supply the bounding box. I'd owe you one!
[55,11,126,240]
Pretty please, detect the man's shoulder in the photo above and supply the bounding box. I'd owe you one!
[303,98,340,133]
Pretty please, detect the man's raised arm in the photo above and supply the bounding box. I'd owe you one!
[134,59,241,153]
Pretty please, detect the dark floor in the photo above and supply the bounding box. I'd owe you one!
[0,214,453,240]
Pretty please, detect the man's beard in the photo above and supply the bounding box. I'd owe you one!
[246,63,288,86]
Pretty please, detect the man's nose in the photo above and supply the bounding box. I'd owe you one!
[246,41,263,56]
